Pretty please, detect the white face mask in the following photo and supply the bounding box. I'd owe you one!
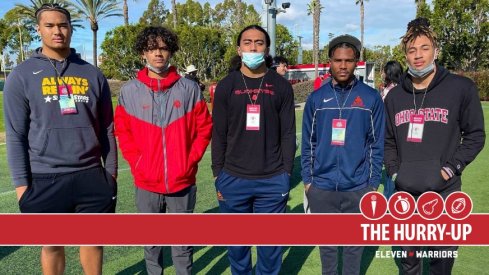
[146,62,170,74]
[407,50,437,79]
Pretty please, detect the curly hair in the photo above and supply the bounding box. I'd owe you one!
[401,17,437,53]
[135,26,179,54]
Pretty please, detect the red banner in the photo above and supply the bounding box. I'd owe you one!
[0,214,488,245]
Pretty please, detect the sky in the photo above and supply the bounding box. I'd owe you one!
[0,0,421,65]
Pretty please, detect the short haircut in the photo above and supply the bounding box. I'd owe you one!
[329,43,360,60]
[272,56,288,66]
[236,25,271,47]
[35,3,71,24]
[401,17,438,53]
[135,26,179,54]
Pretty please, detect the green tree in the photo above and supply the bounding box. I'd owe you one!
[364,45,394,73]
[429,0,489,71]
[139,0,168,26]
[73,0,122,67]
[236,0,243,26]
[173,0,205,26]
[100,24,146,80]
[275,24,298,64]
[1,9,34,64]
[391,44,406,67]
[173,25,228,81]
[213,0,260,31]
[415,0,431,17]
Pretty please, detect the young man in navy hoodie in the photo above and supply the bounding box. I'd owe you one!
[384,18,485,275]
[3,4,117,275]
[301,34,385,274]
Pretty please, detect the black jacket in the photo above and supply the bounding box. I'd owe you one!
[384,65,485,195]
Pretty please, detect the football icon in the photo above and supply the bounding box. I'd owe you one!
[452,198,466,214]
[445,192,472,220]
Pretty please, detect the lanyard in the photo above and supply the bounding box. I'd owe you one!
[333,84,353,119]
[412,85,428,113]
[48,58,70,98]
[241,70,267,105]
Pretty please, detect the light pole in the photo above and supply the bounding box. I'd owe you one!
[264,0,290,57]
[297,35,303,64]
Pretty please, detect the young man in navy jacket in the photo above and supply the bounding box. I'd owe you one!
[301,34,385,274]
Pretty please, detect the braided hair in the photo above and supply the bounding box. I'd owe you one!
[401,17,438,52]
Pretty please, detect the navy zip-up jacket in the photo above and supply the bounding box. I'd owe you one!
[301,78,385,191]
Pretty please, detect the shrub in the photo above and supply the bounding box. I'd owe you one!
[292,80,314,103]
[461,71,489,101]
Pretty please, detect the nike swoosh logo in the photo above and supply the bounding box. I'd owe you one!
[281,192,289,197]
[33,70,43,75]
[323,97,333,103]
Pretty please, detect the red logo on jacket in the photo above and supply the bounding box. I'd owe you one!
[174,100,181,108]
[351,96,365,108]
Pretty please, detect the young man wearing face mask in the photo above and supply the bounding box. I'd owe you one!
[301,34,384,275]
[211,25,296,275]
[114,26,212,275]
[384,18,485,274]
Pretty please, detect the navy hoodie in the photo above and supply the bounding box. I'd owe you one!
[384,65,485,195]
[3,48,117,187]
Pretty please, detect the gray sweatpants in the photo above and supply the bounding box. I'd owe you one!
[136,185,197,275]
[307,184,370,275]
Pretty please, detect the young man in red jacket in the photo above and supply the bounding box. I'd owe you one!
[115,26,212,275]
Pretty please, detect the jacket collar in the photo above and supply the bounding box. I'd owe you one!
[137,66,181,92]
[331,77,358,91]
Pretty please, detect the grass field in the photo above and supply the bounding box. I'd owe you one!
[0,98,488,274]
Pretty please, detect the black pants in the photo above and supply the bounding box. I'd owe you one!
[400,246,457,275]
[307,184,370,275]
[398,184,460,275]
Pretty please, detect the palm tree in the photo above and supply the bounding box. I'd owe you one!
[122,0,138,25]
[73,0,122,67]
[14,0,84,29]
[355,0,367,61]
[307,0,322,77]
[171,0,177,29]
